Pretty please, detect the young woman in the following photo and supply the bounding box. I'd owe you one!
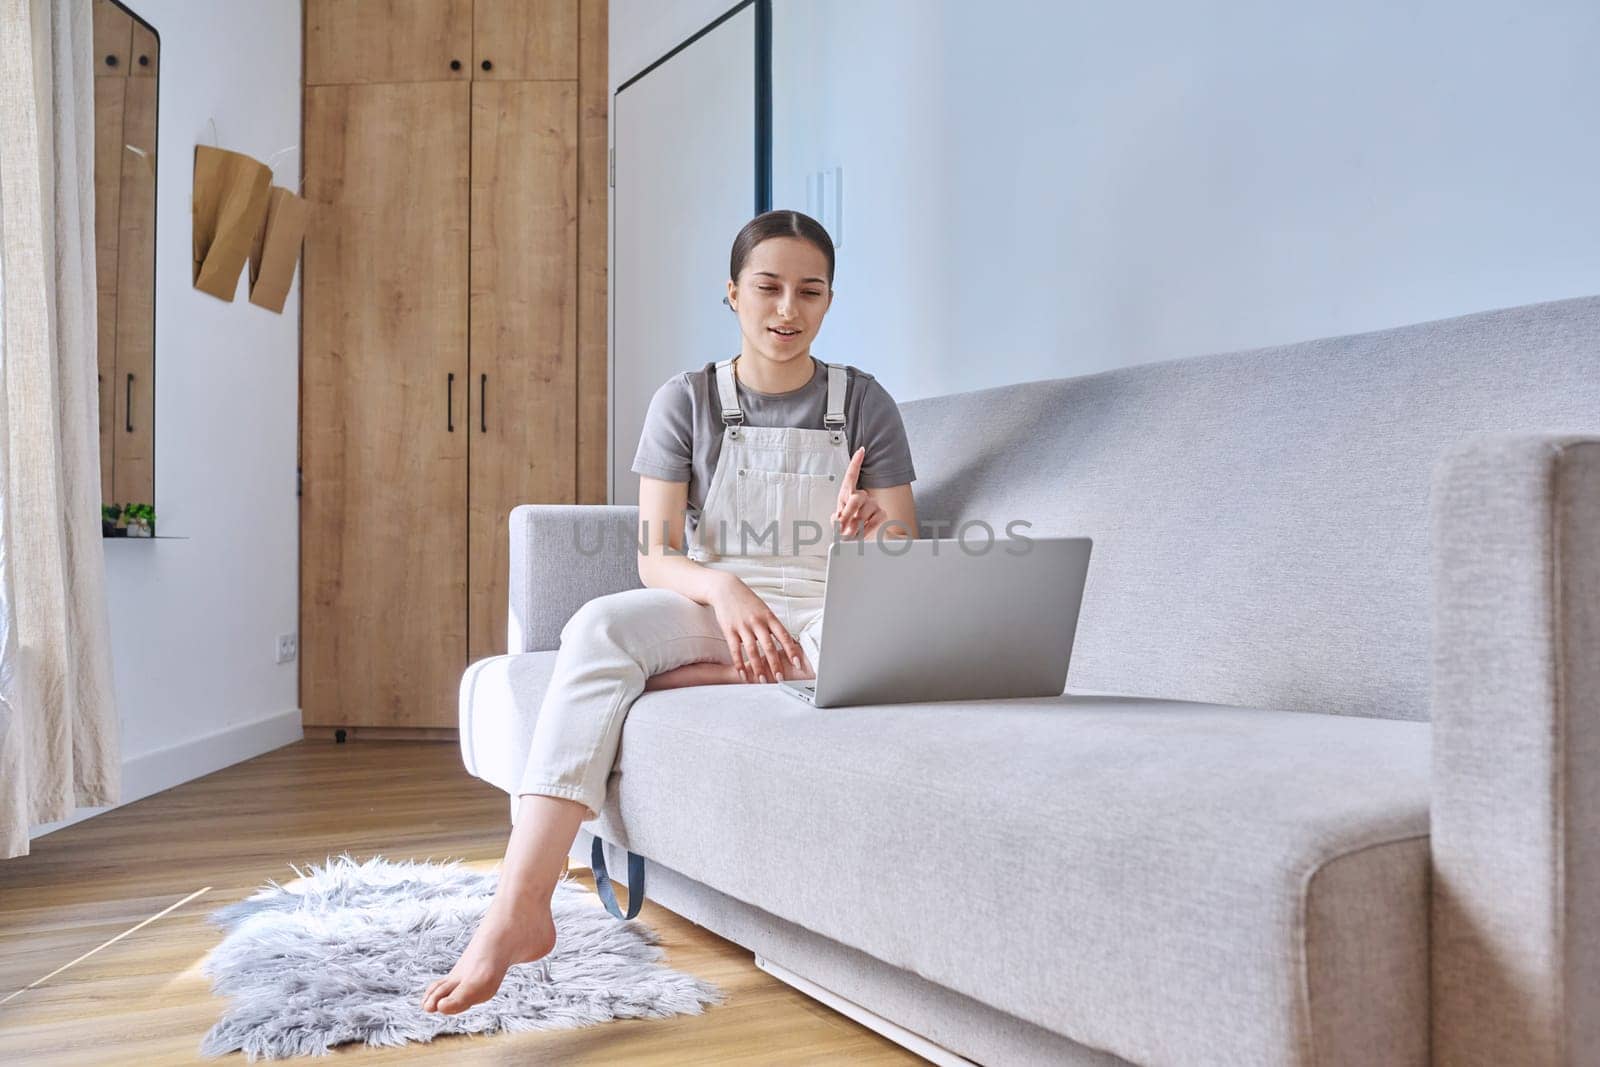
[421,209,919,1014]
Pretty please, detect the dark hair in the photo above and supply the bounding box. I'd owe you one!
[728,210,836,291]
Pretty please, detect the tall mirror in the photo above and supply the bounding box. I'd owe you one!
[92,0,158,536]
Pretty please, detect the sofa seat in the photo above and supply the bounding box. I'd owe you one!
[460,652,1431,1066]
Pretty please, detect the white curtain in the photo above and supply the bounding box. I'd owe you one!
[0,0,120,858]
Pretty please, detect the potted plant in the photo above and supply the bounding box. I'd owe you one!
[102,503,126,537]
[124,502,155,537]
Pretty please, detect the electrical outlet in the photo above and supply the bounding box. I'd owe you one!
[276,632,297,664]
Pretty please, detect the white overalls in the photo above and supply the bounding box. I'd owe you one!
[517,356,854,824]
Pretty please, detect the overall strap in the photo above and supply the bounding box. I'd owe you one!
[714,358,743,425]
[824,363,847,430]
[590,836,646,920]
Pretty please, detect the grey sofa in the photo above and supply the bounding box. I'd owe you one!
[458,293,1600,1066]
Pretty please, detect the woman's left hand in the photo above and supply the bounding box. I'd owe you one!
[832,447,886,539]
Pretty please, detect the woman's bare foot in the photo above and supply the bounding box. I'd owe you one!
[420,794,585,1014]
[645,652,813,691]
[420,893,557,1014]
[644,660,741,690]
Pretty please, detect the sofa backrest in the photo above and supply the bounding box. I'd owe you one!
[897,294,1600,722]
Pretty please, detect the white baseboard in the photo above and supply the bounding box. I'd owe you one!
[28,707,304,841]
[754,955,977,1066]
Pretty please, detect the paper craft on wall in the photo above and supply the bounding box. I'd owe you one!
[192,144,272,301]
[247,185,309,313]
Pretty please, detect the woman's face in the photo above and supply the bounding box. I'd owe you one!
[727,236,833,364]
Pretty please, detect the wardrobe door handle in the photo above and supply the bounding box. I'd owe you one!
[125,373,134,432]
[447,372,455,432]
[479,373,487,433]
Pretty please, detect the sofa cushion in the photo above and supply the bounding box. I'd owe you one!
[460,651,559,791]
[898,295,1600,726]
[460,654,1430,1066]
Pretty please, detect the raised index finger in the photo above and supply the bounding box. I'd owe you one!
[838,446,866,502]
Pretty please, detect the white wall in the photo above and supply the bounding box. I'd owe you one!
[610,0,739,93]
[614,0,1600,406]
[32,0,302,837]
[771,0,948,407]
[609,4,758,503]
[774,0,1600,401]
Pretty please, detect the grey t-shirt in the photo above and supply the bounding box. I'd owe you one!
[631,355,917,522]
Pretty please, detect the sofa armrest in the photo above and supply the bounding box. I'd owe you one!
[1431,432,1600,1066]
[508,504,644,653]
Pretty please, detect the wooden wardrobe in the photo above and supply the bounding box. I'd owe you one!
[300,0,609,732]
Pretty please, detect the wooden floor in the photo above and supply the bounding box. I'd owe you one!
[0,739,919,1065]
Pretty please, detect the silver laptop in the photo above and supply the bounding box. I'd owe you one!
[781,535,1092,708]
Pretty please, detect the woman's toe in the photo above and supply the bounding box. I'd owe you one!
[438,983,476,1014]
[423,978,453,1011]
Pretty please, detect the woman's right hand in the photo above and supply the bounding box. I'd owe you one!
[706,573,810,684]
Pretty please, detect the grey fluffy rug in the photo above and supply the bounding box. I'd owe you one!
[199,853,723,1059]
